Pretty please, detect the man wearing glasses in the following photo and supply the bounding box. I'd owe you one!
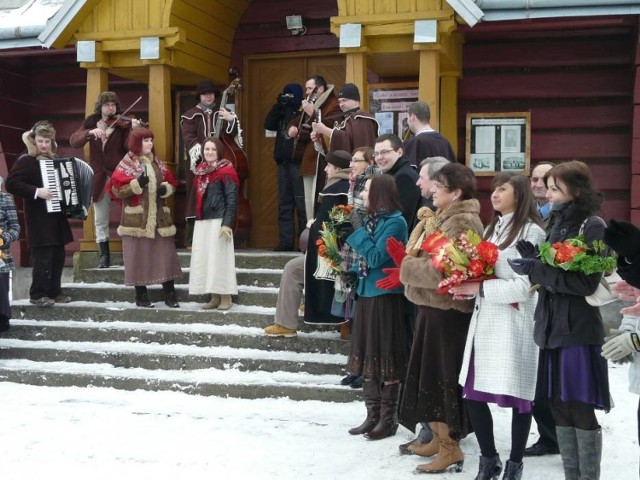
[373,133,420,231]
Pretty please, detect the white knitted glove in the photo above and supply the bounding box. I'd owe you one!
[188,144,201,172]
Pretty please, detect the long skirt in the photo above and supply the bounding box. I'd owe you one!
[189,218,238,295]
[347,294,408,382]
[399,304,473,441]
[122,234,182,286]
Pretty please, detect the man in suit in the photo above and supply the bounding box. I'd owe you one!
[402,101,456,167]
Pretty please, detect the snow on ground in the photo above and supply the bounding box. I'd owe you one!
[0,363,636,479]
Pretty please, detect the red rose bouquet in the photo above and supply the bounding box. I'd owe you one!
[421,229,499,295]
[537,237,615,274]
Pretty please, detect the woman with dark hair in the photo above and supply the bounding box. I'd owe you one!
[108,127,182,308]
[450,173,545,479]
[188,136,239,310]
[391,162,483,473]
[508,160,610,479]
[345,174,409,440]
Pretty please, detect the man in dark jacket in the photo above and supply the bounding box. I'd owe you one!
[373,133,420,231]
[6,121,73,307]
[402,101,456,167]
[264,83,306,251]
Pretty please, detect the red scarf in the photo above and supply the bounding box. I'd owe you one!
[194,159,239,219]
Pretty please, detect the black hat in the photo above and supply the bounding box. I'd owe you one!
[338,83,360,101]
[197,80,217,95]
[325,150,351,169]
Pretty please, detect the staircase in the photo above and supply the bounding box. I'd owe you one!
[0,250,359,402]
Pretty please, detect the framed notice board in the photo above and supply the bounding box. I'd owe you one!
[465,112,531,176]
[368,83,419,140]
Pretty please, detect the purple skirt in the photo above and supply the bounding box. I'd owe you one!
[536,345,611,411]
[463,354,533,414]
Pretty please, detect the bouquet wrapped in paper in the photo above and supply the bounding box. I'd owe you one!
[314,204,354,280]
[421,229,499,295]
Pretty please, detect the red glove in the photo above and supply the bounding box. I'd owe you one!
[376,267,402,290]
[386,237,407,267]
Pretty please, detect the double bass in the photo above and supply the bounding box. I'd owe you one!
[215,76,251,245]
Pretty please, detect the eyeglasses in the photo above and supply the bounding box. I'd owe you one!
[433,181,450,190]
[373,149,396,157]
[351,158,367,163]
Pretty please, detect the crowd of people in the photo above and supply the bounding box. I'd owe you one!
[3,78,640,480]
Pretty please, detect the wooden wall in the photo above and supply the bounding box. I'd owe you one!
[457,16,637,225]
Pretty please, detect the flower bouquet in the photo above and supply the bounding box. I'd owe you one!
[314,204,354,281]
[421,229,499,295]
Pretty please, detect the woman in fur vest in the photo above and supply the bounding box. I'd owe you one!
[188,136,239,311]
[389,162,483,474]
[108,127,181,308]
[451,173,546,480]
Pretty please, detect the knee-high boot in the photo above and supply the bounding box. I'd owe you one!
[348,379,381,435]
[135,286,153,308]
[162,280,179,308]
[98,241,110,268]
[575,428,602,480]
[556,426,579,480]
[365,383,399,440]
[415,422,464,474]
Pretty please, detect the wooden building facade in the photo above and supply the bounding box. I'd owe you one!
[0,0,638,263]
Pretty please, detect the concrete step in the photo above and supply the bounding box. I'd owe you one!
[4,319,351,355]
[78,266,282,288]
[58,282,279,307]
[76,250,301,275]
[0,359,360,402]
[0,338,348,376]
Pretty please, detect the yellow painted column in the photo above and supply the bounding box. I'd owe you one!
[418,49,440,131]
[344,51,369,110]
[440,74,459,158]
[148,64,173,168]
[79,67,108,251]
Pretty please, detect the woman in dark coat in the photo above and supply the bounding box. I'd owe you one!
[303,150,350,325]
[509,160,610,480]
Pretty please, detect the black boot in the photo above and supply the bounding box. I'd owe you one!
[365,383,400,440]
[475,455,502,480]
[98,241,110,268]
[348,379,381,435]
[162,280,179,308]
[134,286,153,308]
[502,460,523,480]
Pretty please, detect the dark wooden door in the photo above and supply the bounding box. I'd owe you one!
[245,53,345,248]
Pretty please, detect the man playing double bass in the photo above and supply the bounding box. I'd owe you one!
[180,80,238,248]
[286,75,340,221]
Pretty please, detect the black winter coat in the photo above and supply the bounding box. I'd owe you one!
[201,175,238,229]
[264,102,299,164]
[387,158,420,231]
[529,203,606,349]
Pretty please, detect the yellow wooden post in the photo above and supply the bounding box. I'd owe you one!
[440,74,459,157]
[344,51,369,110]
[418,50,440,131]
[148,64,173,167]
[79,67,107,251]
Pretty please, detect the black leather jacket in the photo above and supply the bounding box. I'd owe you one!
[201,175,238,228]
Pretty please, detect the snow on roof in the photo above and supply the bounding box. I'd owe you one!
[0,0,65,48]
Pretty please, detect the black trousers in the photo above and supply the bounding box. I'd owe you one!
[277,162,306,247]
[30,245,65,300]
[531,401,559,447]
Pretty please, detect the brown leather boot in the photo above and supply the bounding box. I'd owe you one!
[365,383,400,440]
[409,422,440,457]
[348,379,381,435]
[202,294,221,310]
[415,422,464,473]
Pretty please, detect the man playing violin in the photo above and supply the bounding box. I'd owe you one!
[286,75,340,221]
[70,91,141,268]
[180,80,238,248]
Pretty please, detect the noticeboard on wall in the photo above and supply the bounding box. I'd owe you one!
[465,112,531,176]
[368,83,419,140]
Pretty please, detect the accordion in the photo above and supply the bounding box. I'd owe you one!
[39,157,94,220]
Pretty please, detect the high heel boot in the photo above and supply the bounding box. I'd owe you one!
[162,280,179,308]
[135,286,153,308]
[502,460,523,480]
[474,454,502,479]
[348,379,380,435]
[365,383,399,440]
[409,422,440,457]
[416,422,464,474]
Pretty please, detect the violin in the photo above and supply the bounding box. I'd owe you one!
[105,114,148,129]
